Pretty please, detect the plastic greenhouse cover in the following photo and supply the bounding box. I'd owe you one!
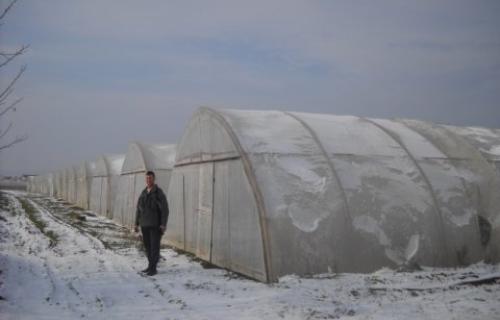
[93,158,108,177]
[205,109,499,267]
[107,154,125,175]
[122,142,176,174]
[142,143,176,170]
[444,125,500,161]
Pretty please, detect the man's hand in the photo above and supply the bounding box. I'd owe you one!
[134,225,139,233]
[159,225,166,235]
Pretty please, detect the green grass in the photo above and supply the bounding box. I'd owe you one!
[18,197,59,247]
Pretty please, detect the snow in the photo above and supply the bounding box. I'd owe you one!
[353,215,391,247]
[1,190,500,320]
[444,125,500,159]
[291,113,405,157]
[371,119,445,159]
[490,145,500,157]
[271,156,330,233]
[220,109,318,155]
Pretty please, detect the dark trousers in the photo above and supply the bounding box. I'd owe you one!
[141,226,162,271]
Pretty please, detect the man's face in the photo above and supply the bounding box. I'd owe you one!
[146,174,155,188]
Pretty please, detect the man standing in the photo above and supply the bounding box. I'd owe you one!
[134,171,169,276]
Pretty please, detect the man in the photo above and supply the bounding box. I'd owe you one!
[134,171,169,276]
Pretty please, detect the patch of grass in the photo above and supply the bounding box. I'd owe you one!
[45,230,59,247]
[0,191,15,215]
[68,211,86,221]
[18,197,59,247]
[88,229,100,238]
[115,232,141,242]
[19,198,45,228]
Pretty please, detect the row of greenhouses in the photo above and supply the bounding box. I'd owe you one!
[26,107,500,282]
[27,143,176,224]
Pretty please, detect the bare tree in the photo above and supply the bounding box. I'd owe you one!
[0,0,28,152]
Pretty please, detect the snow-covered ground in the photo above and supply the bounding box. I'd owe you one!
[1,190,499,320]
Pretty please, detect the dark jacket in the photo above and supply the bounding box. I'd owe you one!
[135,184,169,227]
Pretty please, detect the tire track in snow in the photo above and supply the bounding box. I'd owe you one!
[1,193,83,317]
[28,198,105,253]
[24,195,182,314]
[7,193,230,318]
[23,196,118,315]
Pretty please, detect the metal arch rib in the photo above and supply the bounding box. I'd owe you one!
[199,107,273,283]
[284,111,353,224]
[361,117,453,264]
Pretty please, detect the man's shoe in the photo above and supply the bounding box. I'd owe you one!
[146,269,157,276]
[140,267,150,273]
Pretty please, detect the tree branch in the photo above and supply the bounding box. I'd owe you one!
[0,134,27,152]
[0,0,18,21]
[0,0,27,151]
[0,88,14,106]
[0,122,13,139]
[0,65,25,103]
[0,96,22,117]
[0,45,28,68]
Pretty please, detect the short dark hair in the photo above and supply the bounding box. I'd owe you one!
[146,171,155,178]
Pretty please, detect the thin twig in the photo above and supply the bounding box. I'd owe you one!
[0,65,25,102]
[0,122,13,140]
[0,45,28,68]
[0,0,18,21]
[0,134,27,151]
[0,97,22,117]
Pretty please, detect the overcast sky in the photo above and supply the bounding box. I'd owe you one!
[1,0,499,176]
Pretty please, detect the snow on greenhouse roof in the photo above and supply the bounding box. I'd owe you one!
[443,125,500,161]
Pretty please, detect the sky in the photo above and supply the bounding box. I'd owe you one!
[0,0,499,176]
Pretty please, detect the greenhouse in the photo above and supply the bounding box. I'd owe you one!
[42,173,54,197]
[166,107,500,282]
[112,142,176,227]
[76,161,97,209]
[26,176,35,193]
[443,125,500,175]
[90,154,125,218]
[54,170,63,199]
[65,167,78,204]
[59,169,68,200]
